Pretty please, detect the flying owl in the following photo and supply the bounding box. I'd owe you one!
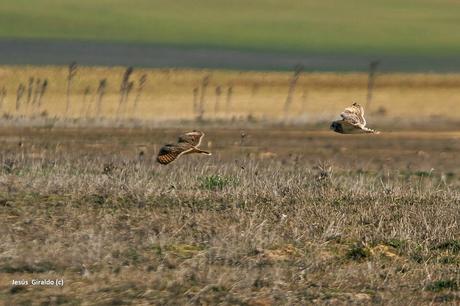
[330,102,380,134]
[157,131,212,165]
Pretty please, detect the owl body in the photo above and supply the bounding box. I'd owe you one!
[330,102,379,134]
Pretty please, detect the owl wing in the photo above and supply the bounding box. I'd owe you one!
[157,143,193,165]
[340,120,366,133]
[178,131,205,147]
[340,103,366,127]
[337,119,379,134]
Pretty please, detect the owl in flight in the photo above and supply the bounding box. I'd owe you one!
[330,102,380,134]
[157,131,212,165]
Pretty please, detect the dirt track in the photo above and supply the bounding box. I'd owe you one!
[1,127,458,172]
[1,39,460,72]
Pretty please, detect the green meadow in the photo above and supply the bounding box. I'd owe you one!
[0,0,459,55]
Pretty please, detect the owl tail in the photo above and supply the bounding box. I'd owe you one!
[363,127,380,134]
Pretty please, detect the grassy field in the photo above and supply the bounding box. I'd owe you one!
[0,0,460,56]
[0,127,459,304]
[1,66,460,127]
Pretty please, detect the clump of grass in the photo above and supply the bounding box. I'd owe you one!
[121,248,145,265]
[426,279,458,292]
[439,256,459,265]
[433,240,460,253]
[199,174,236,190]
[313,162,333,188]
[3,158,16,173]
[102,162,117,175]
[414,170,432,177]
[1,261,57,274]
[385,239,406,250]
[409,244,428,263]
[346,243,371,261]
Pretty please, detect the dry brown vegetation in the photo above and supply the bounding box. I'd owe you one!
[0,127,459,304]
[1,66,460,125]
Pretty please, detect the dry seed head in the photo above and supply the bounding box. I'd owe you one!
[17,84,25,96]
[139,74,147,88]
[202,75,210,87]
[97,79,107,93]
[120,67,134,93]
[68,61,78,79]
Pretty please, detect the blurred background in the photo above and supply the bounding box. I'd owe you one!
[0,0,459,127]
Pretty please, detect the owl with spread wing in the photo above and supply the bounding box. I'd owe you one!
[157,131,212,165]
[330,102,380,134]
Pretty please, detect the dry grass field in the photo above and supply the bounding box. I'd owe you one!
[1,66,460,126]
[1,66,460,304]
[0,127,459,304]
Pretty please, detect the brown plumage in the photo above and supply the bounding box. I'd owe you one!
[157,131,212,165]
[330,102,380,134]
